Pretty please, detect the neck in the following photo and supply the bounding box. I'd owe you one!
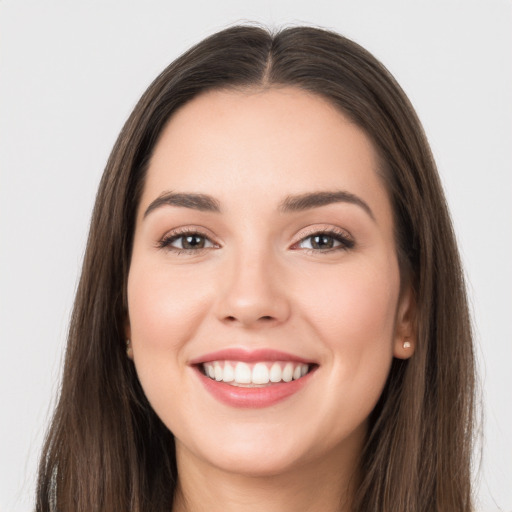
[172,439,362,512]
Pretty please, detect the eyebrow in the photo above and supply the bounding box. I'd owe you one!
[278,191,375,220]
[143,191,221,218]
[143,189,374,221]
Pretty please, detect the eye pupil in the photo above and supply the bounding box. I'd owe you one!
[311,235,334,249]
[183,235,205,249]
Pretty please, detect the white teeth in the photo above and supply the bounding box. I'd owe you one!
[234,362,252,384]
[222,362,234,382]
[282,363,293,382]
[269,362,282,382]
[214,362,223,381]
[252,363,270,384]
[202,361,311,386]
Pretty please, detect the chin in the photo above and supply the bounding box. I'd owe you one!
[198,442,312,478]
[175,416,365,479]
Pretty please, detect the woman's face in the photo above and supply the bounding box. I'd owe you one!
[127,87,414,477]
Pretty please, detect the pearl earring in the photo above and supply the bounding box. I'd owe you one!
[403,340,411,349]
[126,339,133,357]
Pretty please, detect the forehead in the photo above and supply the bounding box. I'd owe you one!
[140,87,391,223]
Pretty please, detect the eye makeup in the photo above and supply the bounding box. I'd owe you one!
[292,226,355,254]
[156,224,355,256]
[156,226,218,255]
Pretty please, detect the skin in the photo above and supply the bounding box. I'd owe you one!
[126,87,415,512]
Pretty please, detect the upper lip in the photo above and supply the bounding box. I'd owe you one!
[189,348,316,365]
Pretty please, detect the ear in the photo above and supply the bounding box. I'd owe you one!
[124,316,133,360]
[393,283,416,360]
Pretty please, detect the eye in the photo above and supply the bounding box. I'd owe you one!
[158,231,216,252]
[294,230,354,252]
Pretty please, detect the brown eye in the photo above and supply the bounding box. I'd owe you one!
[297,231,354,252]
[310,234,335,249]
[159,232,215,251]
[180,235,206,249]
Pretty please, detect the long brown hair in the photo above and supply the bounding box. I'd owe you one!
[36,25,475,511]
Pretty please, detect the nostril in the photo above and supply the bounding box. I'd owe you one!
[223,314,275,324]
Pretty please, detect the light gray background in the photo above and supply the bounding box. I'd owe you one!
[1,1,511,511]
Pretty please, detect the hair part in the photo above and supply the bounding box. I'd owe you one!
[36,25,475,512]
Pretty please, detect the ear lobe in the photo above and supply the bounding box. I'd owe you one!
[124,317,133,360]
[394,337,414,359]
[393,284,416,360]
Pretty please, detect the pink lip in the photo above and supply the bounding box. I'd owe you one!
[189,348,317,409]
[194,367,316,408]
[189,348,314,365]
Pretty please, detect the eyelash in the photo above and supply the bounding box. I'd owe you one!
[157,228,217,254]
[292,228,355,253]
[157,228,354,255]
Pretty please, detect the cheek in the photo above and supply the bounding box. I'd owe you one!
[292,257,399,444]
[127,262,211,354]
[297,255,399,400]
[301,261,398,346]
[126,260,216,426]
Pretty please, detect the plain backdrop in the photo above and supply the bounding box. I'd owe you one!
[1,1,511,511]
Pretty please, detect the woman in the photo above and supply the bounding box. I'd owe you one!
[36,26,475,511]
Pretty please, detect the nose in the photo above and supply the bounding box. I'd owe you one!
[214,248,291,329]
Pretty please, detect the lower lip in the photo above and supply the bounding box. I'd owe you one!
[195,367,315,408]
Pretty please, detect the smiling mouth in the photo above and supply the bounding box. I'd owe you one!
[200,360,315,387]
